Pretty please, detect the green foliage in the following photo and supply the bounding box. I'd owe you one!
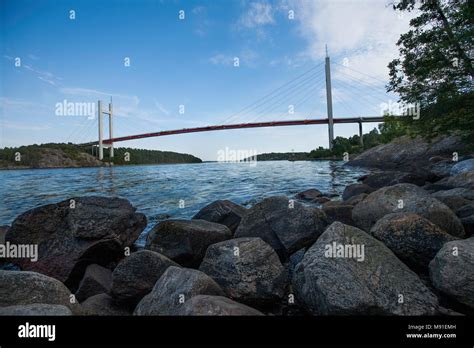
[388,0,473,140]
[0,143,202,168]
[102,147,202,165]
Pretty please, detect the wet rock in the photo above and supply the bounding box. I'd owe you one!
[0,226,9,244]
[342,184,374,201]
[295,189,322,201]
[429,238,474,308]
[451,158,474,175]
[75,264,112,302]
[360,171,427,189]
[145,219,232,268]
[292,222,439,315]
[370,213,458,271]
[432,196,472,212]
[176,295,264,316]
[348,135,466,175]
[134,266,224,315]
[455,203,474,219]
[0,304,72,316]
[192,200,248,234]
[199,237,287,306]
[81,293,131,316]
[314,196,331,204]
[432,188,474,202]
[285,248,306,280]
[352,184,465,237]
[460,215,474,236]
[433,172,474,190]
[234,196,328,259]
[345,193,368,206]
[111,250,179,305]
[5,196,146,287]
[322,203,354,226]
[0,271,82,314]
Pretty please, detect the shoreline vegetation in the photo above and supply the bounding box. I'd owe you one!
[0,143,202,170]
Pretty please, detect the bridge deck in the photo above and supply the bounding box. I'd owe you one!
[81,116,385,146]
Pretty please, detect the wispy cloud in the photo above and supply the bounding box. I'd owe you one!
[60,87,140,106]
[209,49,259,68]
[238,1,275,28]
[154,99,170,115]
[3,55,61,86]
[28,54,40,61]
[2,120,51,131]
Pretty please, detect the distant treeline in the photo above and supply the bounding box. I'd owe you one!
[254,116,407,161]
[101,147,202,165]
[0,143,202,168]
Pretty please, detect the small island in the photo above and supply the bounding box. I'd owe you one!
[0,143,202,169]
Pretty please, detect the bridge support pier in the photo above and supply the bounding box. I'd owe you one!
[325,48,334,150]
[358,120,364,147]
[97,100,114,160]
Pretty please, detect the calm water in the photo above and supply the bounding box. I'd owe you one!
[0,161,367,245]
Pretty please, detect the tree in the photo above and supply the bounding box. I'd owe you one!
[388,0,473,139]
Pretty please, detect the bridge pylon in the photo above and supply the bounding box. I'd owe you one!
[325,47,334,150]
[97,99,114,160]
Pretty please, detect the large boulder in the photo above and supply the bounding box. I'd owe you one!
[145,219,231,268]
[192,200,248,234]
[5,196,146,288]
[432,187,474,201]
[359,171,427,189]
[0,271,82,314]
[295,189,323,201]
[75,264,112,302]
[81,293,131,316]
[0,304,72,316]
[322,202,354,226]
[199,238,287,306]
[292,222,439,315]
[460,215,474,236]
[451,158,474,175]
[176,295,264,316]
[370,213,458,271]
[234,196,328,259]
[352,184,465,237]
[342,184,374,201]
[111,250,179,305]
[429,237,474,309]
[0,226,9,244]
[134,266,224,315]
[433,172,474,190]
[347,135,466,176]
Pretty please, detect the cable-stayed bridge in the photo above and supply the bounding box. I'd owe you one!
[74,54,395,160]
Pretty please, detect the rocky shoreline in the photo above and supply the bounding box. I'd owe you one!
[0,135,473,316]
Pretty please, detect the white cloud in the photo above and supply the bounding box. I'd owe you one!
[285,0,417,83]
[238,1,275,28]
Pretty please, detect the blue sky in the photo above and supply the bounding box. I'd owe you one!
[1,0,413,160]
